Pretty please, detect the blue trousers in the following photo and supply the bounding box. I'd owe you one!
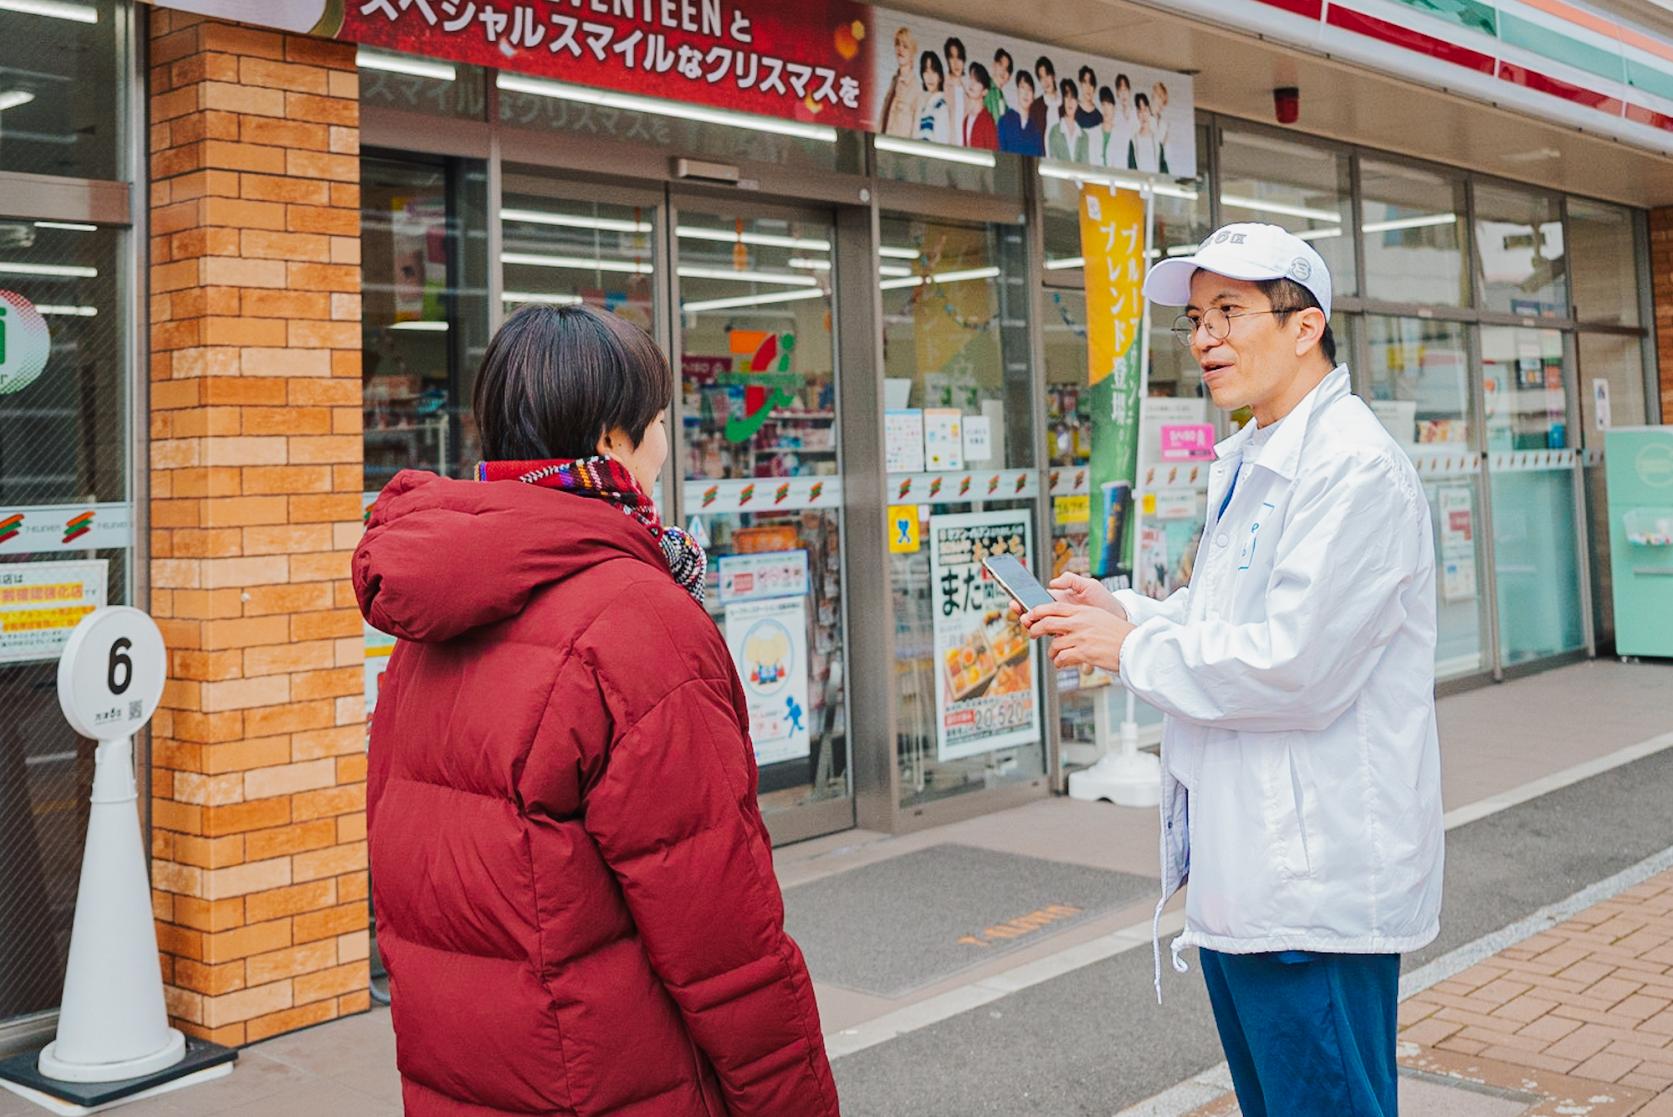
[1199,949,1401,1117]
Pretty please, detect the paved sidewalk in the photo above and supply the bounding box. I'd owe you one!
[2,659,1666,1116]
[1183,869,1673,1117]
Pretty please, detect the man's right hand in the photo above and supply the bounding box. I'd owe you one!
[1008,572,1129,622]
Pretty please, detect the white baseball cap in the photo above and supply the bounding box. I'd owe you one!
[1143,222,1332,318]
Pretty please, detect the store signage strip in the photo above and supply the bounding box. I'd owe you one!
[145,0,1197,177]
[683,477,843,514]
[888,470,1038,506]
[0,503,134,555]
[1151,0,1673,151]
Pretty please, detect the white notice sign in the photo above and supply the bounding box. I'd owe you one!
[724,596,811,767]
[0,560,107,665]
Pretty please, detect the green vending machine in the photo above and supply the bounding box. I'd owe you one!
[1605,427,1673,658]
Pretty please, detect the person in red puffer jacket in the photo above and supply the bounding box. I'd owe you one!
[353,304,841,1117]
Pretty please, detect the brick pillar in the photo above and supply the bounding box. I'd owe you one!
[1653,208,1673,423]
[146,10,369,1046]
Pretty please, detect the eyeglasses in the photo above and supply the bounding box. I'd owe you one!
[1170,307,1282,348]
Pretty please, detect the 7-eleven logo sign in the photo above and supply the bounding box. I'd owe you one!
[722,330,799,444]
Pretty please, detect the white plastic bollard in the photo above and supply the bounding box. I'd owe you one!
[37,607,184,1084]
[1068,684,1161,807]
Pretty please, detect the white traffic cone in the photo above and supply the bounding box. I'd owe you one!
[36,733,185,1082]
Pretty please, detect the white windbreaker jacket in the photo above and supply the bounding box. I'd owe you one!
[1115,367,1444,991]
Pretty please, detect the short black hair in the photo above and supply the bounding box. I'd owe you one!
[1060,77,1078,102]
[1078,65,1096,85]
[1099,85,1116,106]
[1035,56,1055,78]
[473,303,671,461]
[1115,72,1131,92]
[1135,91,1151,112]
[967,61,992,92]
[1256,278,1337,364]
[944,36,965,61]
[1015,70,1034,93]
[993,48,1013,71]
[920,49,943,88]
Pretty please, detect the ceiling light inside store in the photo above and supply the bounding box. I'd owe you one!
[1293,227,1343,242]
[1361,212,1457,234]
[0,91,36,112]
[502,291,584,306]
[0,261,96,277]
[501,252,654,274]
[1164,244,1197,257]
[1044,257,1084,271]
[1219,193,1342,224]
[34,220,97,232]
[787,257,831,271]
[35,304,96,316]
[501,209,650,234]
[1037,162,1199,201]
[497,73,838,143]
[879,246,920,260]
[389,321,449,331]
[0,0,95,22]
[676,265,818,286]
[677,226,830,252]
[874,135,997,168]
[879,265,1001,291]
[356,49,456,82]
[878,265,913,277]
[683,287,829,314]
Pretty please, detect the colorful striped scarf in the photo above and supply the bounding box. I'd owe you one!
[476,456,707,604]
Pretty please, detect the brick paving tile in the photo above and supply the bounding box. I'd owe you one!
[1394,867,1673,1115]
[1569,1051,1643,1083]
[1496,995,1562,1024]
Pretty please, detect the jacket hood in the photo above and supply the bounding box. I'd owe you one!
[353,470,668,643]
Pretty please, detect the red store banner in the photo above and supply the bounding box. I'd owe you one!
[152,0,1195,174]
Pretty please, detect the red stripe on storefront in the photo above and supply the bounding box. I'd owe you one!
[1624,102,1673,130]
[1325,5,1497,75]
[1255,0,1324,20]
[1497,61,1624,113]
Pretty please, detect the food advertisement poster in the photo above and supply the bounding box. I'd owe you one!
[724,595,812,766]
[929,509,1040,761]
[0,560,107,665]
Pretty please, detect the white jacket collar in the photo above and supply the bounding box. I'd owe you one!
[1213,365,1351,481]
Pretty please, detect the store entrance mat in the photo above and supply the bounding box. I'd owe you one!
[782,843,1152,997]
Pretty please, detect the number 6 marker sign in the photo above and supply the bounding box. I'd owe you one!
[38,608,184,1083]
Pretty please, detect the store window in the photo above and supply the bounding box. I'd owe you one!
[358,48,488,120]
[674,203,851,835]
[1472,183,1566,319]
[0,219,131,1023]
[1567,199,1641,328]
[1364,315,1488,678]
[1359,159,1468,307]
[1576,332,1650,650]
[881,215,1040,809]
[360,155,491,489]
[0,0,122,181]
[1218,127,1356,298]
[1481,326,1584,665]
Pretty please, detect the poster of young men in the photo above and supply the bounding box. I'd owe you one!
[928,509,1041,762]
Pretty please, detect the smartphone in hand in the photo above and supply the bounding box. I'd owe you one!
[983,554,1055,613]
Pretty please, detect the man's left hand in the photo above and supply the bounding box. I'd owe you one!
[1020,602,1138,672]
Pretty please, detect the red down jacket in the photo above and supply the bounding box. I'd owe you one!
[353,470,840,1117]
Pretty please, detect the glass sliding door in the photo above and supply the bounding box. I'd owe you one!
[1364,316,1490,678]
[1481,326,1585,666]
[880,214,1042,811]
[671,198,852,844]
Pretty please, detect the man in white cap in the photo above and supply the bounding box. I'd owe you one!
[1021,223,1443,1116]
